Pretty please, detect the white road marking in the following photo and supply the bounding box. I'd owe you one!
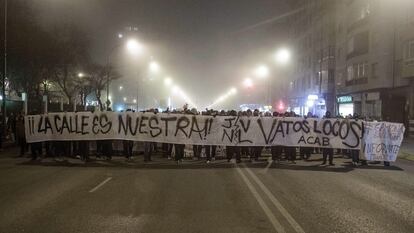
[236,167,285,233]
[244,167,305,233]
[89,177,112,193]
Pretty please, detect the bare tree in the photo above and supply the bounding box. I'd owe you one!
[49,24,90,106]
[87,64,120,111]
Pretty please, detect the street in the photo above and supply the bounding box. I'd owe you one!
[0,150,413,233]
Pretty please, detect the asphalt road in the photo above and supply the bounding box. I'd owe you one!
[0,149,413,233]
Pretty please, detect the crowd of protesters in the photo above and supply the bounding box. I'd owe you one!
[10,104,391,167]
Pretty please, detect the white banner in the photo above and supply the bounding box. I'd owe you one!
[362,121,405,162]
[25,112,365,149]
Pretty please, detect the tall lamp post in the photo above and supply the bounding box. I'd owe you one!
[2,0,7,139]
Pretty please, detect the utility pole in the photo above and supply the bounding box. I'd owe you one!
[3,0,8,137]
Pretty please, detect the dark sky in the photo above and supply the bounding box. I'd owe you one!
[32,0,295,108]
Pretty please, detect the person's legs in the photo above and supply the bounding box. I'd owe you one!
[235,147,241,163]
[144,142,150,162]
[193,145,200,159]
[174,144,180,161]
[30,143,37,160]
[226,146,233,162]
[211,145,216,159]
[322,149,327,165]
[205,145,211,161]
[327,148,334,165]
[19,137,26,156]
[351,149,359,165]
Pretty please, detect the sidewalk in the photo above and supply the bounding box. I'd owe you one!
[399,137,414,161]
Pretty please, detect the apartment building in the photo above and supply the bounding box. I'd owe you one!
[286,0,337,117]
[287,0,414,126]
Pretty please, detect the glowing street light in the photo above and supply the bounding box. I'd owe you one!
[254,65,269,78]
[164,77,173,86]
[274,48,291,65]
[78,73,84,78]
[126,39,143,55]
[119,86,123,90]
[133,99,137,103]
[172,85,180,94]
[243,78,253,88]
[149,61,160,73]
[118,33,123,39]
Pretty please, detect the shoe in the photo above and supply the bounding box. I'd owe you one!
[291,161,296,164]
[236,160,241,163]
[329,163,335,166]
[227,159,231,163]
[206,160,210,164]
[321,162,326,165]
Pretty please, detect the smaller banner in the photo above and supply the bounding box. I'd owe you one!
[362,121,405,162]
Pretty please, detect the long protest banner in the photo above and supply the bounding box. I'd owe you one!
[25,112,365,149]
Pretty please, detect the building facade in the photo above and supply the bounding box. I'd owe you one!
[286,0,414,129]
[286,0,337,117]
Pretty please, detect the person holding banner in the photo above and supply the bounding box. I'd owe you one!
[321,111,334,166]
[16,113,27,157]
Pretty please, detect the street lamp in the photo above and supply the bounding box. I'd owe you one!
[274,48,291,65]
[149,61,160,73]
[243,78,253,88]
[254,65,269,78]
[126,39,143,55]
[164,77,173,86]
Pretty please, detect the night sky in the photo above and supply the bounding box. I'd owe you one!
[31,0,295,108]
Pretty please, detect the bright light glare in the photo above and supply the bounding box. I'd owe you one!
[133,99,137,103]
[306,100,314,107]
[149,61,160,73]
[78,73,84,78]
[172,85,180,94]
[275,48,291,65]
[118,33,123,38]
[119,86,123,90]
[243,78,253,88]
[123,97,127,102]
[229,87,237,94]
[254,65,269,78]
[126,39,143,55]
[164,77,173,86]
